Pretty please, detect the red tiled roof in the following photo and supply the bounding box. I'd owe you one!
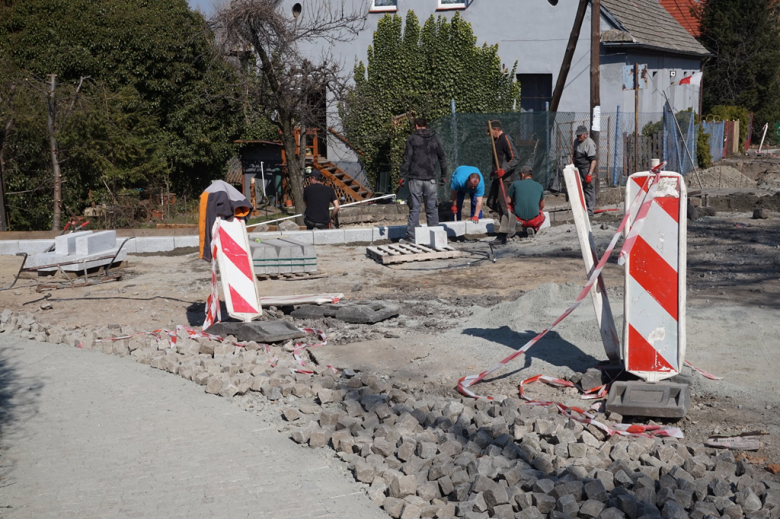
[660,0,702,38]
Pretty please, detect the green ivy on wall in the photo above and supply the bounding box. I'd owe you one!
[340,11,520,188]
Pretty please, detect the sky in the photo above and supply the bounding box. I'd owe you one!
[187,0,216,17]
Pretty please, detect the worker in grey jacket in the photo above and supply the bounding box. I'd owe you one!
[399,117,447,241]
[571,125,597,216]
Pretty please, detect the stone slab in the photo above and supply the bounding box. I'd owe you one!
[290,301,399,324]
[343,228,373,243]
[22,246,127,272]
[465,219,495,235]
[606,380,691,418]
[17,240,55,255]
[278,231,315,245]
[173,235,199,248]
[440,221,466,237]
[134,237,176,253]
[205,320,306,343]
[76,231,116,256]
[0,241,19,255]
[313,229,346,245]
[55,231,93,255]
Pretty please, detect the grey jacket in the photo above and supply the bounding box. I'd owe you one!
[400,129,447,182]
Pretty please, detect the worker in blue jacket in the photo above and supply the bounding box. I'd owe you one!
[449,165,485,222]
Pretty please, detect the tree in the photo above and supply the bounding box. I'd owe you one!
[0,0,241,230]
[340,11,520,186]
[214,0,368,219]
[697,0,780,135]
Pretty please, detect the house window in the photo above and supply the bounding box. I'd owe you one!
[517,74,553,112]
[371,0,397,12]
[438,0,467,9]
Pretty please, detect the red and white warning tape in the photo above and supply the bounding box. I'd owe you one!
[87,324,333,374]
[204,220,222,330]
[457,164,665,401]
[518,374,683,438]
[456,163,693,438]
[684,360,721,380]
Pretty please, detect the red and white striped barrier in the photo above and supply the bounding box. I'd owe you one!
[206,217,262,327]
[621,171,687,382]
[457,164,665,403]
[562,164,621,364]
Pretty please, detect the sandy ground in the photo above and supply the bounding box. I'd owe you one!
[1,210,779,468]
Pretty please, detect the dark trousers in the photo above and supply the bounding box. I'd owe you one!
[304,217,329,230]
[406,179,439,239]
[455,191,482,221]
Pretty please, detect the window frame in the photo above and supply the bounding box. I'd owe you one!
[437,0,467,10]
[370,0,398,12]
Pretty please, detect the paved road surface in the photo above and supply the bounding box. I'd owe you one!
[0,335,386,519]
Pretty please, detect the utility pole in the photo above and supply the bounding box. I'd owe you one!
[550,0,589,112]
[634,63,639,174]
[590,0,601,203]
[46,74,62,231]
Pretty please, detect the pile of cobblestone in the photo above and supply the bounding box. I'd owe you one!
[2,309,779,519]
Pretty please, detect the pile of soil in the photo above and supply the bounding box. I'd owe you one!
[691,165,757,189]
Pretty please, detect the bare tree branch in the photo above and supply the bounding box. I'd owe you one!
[212,0,368,219]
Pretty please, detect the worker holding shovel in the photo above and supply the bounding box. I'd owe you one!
[486,120,520,245]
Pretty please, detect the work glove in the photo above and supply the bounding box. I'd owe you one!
[469,215,479,223]
[451,204,458,215]
[496,169,505,179]
[439,176,446,187]
[584,174,592,183]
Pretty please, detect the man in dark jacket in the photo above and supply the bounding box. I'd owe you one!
[486,120,520,245]
[400,117,447,241]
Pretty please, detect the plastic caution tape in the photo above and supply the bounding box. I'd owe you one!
[457,163,666,402]
[684,360,722,380]
[204,221,222,330]
[517,374,684,439]
[88,324,330,374]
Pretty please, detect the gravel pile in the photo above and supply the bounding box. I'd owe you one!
[2,308,779,519]
[691,166,757,189]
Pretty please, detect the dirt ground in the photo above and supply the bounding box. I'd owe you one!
[1,209,779,474]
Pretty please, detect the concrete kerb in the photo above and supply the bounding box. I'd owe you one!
[0,219,496,256]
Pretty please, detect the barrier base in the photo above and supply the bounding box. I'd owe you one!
[606,380,691,418]
[206,320,305,343]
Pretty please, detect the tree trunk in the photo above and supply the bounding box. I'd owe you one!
[280,119,305,224]
[47,74,62,231]
[0,121,10,232]
[0,84,13,232]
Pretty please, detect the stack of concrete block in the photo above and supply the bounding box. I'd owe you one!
[250,238,317,276]
[22,230,128,272]
[413,225,448,249]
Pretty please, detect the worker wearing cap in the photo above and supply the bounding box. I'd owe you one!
[303,170,339,230]
[507,166,546,237]
[449,165,484,222]
[571,125,597,216]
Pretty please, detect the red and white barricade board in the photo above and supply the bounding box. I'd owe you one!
[213,217,262,322]
[623,172,687,382]
[563,165,621,363]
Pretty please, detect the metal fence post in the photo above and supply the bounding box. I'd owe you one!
[451,99,458,168]
[545,102,551,189]
[613,105,620,186]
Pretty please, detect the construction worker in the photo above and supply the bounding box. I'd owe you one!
[507,166,546,237]
[449,165,484,222]
[486,120,520,245]
[399,117,447,241]
[572,124,597,216]
[303,170,339,230]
